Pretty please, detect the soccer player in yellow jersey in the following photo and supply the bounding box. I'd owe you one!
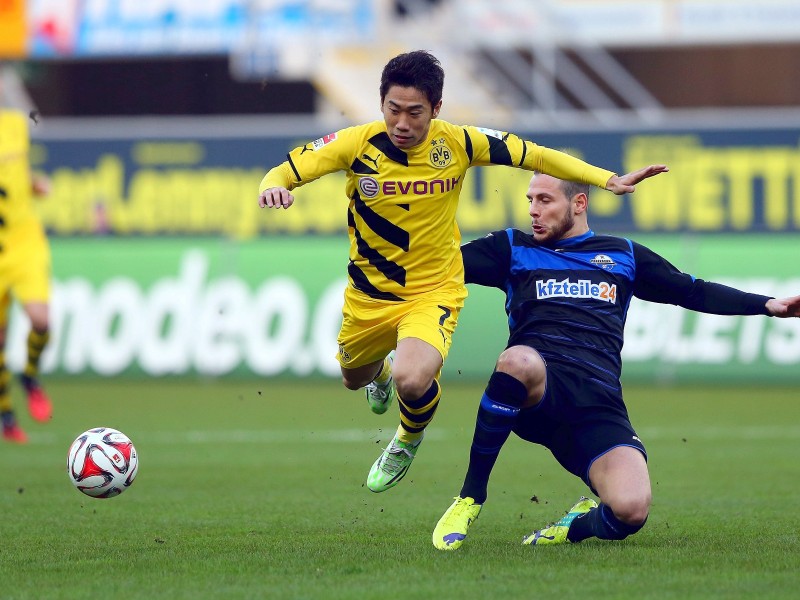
[0,98,53,443]
[258,50,667,492]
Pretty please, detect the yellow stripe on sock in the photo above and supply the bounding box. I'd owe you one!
[397,380,442,442]
[23,330,50,379]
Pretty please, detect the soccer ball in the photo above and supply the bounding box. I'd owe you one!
[67,427,139,498]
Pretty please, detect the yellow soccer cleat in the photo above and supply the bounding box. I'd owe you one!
[432,496,482,550]
[522,496,598,545]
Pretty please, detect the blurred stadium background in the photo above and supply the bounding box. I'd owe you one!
[2,0,799,386]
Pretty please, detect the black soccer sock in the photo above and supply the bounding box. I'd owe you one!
[460,371,527,504]
[567,503,647,542]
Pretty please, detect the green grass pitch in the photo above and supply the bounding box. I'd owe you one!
[1,378,798,599]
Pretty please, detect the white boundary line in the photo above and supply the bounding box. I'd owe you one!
[21,425,800,447]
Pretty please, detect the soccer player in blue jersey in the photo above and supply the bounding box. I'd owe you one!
[258,50,667,493]
[432,172,800,549]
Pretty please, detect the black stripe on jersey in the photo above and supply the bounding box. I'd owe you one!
[353,221,407,286]
[518,139,527,167]
[353,195,410,251]
[287,154,301,181]
[368,133,409,166]
[347,261,404,302]
[486,135,513,165]
[463,129,474,162]
[398,204,410,211]
[351,157,379,175]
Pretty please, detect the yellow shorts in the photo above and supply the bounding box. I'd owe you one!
[0,228,52,327]
[336,285,467,369]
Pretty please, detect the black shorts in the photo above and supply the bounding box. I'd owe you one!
[511,362,647,493]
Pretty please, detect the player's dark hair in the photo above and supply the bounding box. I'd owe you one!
[533,171,591,204]
[560,179,590,203]
[380,50,444,108]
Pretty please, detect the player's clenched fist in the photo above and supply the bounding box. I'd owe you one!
[259,187,294,209]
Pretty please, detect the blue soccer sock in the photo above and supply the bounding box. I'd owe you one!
[459,371,527,504]
[567,503,646,542]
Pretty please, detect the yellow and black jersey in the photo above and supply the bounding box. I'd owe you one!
[260,119,614,301]
[0,109,38,249]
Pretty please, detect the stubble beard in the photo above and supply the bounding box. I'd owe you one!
[536,208,575,244]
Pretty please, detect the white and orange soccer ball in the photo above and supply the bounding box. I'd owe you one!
[67,427,138,498]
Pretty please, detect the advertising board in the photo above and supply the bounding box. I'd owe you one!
[7,235,798,383]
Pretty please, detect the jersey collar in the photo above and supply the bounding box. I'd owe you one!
[552,229,595,248]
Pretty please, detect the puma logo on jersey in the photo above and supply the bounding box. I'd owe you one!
[536,278,617,303]
[362,153,380,169]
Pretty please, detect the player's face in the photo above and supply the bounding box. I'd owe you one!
[381,85,441,150]
[528,175,578,244]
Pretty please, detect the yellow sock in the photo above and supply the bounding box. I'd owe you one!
[396,424,423,445]
[373,355,393,385]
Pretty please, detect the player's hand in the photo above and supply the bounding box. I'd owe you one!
[766,295,800,318]
[605,164,669,195]
[31,173,51,197]
[259,187,294,209]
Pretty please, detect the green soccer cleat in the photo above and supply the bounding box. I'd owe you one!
[366,432,422,492]
[432,496,482,551]
[364,352,397,415]
[522,496,598,546]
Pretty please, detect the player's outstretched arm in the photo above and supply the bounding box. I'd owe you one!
[766,295,800,318]
[605,164,669,195]
[259,186,294,209]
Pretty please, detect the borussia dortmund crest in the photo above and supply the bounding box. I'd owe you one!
[429,138,452,168]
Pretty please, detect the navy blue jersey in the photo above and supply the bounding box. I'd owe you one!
[462,229,772,390]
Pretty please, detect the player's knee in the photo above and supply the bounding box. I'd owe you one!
[341,375,362,391]
[393,371,433,402]
[24,304,49,332]
[495,347,545,400]
[497,347,544,378]
[608,493,651,526]
[341,369,371,390]
[31,323,49,335]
